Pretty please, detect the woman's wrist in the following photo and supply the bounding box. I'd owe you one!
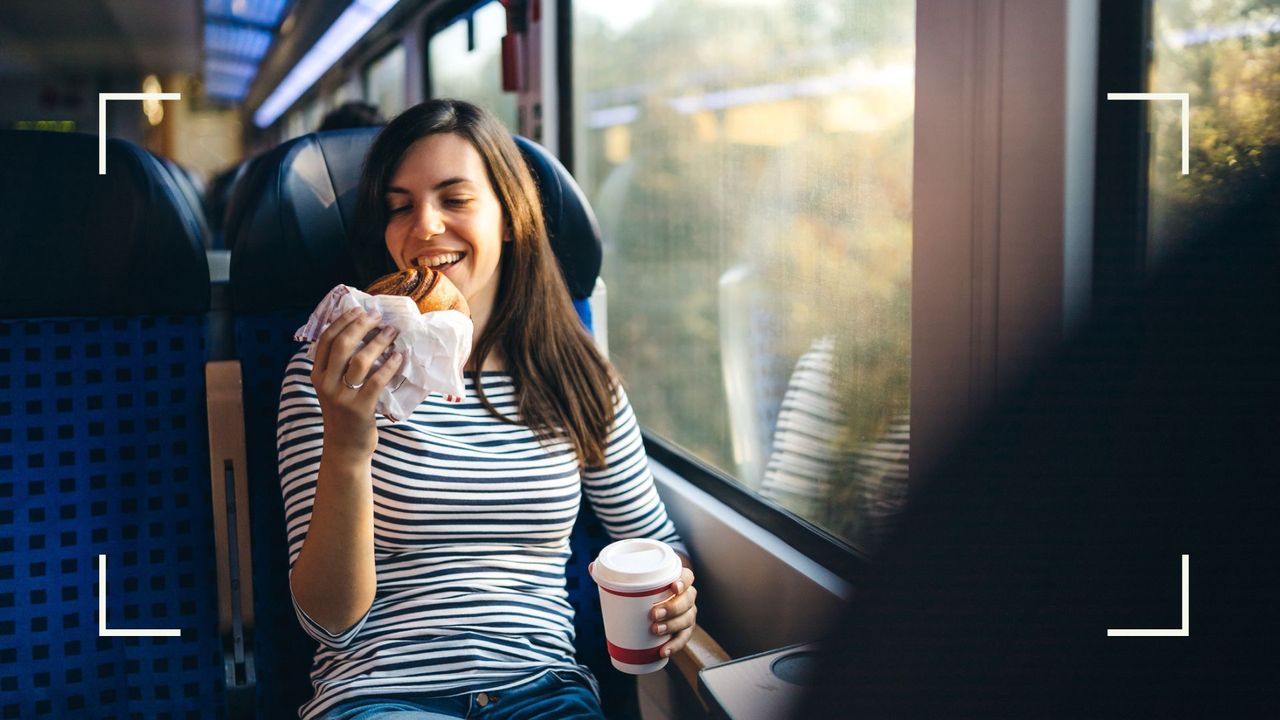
[320,442,376,471]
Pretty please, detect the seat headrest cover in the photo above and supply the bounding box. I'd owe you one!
[227,127,380,312]
[514,136,603,300]
[0,131,210,318]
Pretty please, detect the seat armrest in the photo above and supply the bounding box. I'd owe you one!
[673,625,731,710]
[206,360,258,718]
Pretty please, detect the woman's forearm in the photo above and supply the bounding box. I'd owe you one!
[289,449,378,635]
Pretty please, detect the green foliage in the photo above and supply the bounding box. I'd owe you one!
[1149,0,1280,260]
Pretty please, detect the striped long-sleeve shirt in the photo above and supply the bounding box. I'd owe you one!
[277,350,686,719]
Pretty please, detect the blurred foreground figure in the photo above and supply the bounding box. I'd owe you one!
[802,152,1280,718]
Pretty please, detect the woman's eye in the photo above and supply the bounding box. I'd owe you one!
[388,205,410,215]
[445,197,472,208]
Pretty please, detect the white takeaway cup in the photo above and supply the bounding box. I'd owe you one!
[589,538,684,674]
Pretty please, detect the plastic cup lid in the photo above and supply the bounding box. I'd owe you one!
[591,538,682,591]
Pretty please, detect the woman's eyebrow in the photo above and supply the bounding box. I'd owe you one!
[385,178,471,195]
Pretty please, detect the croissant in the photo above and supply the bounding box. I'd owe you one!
[365,266,471,316]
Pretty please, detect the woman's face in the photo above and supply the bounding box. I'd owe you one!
[384,132,507,324]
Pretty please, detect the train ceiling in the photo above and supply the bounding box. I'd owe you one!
[0,0,201,78]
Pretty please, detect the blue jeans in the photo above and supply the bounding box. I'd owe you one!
[320,670,606,720]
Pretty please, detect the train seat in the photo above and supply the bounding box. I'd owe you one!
[205,158,259,252]
[157,156,213,251]
[0,131,221,719]
[223,127,630,717]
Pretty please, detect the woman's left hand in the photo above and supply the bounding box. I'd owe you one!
[651,566,697,658]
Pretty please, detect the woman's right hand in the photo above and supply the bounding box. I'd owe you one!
[311,307,404,459]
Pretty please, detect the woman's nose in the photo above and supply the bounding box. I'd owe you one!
[414,202,447,237]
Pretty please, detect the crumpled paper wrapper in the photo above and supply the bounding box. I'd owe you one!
[294,284,473,422]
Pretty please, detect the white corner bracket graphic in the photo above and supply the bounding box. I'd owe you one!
[98,554,182,637]
[1106,92,1190,175]
[1107,554,1190,637]
[98,92,181,175]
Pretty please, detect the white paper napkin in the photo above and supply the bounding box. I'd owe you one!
[294,284,473,422]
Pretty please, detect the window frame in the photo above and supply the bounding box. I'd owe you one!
[644,432,869,582]
[360,38,409,117]
[421,0,501,102]
[1091,0,1152,310]
[564,0,1096,585]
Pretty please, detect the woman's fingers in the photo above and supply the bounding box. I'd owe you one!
[652,587,697,634]
[343,324,399,389]
[312,307,365,377]
[320,312,382,390]
[661,626,694,658]
[651,569,696,621]
[361,350,404,396]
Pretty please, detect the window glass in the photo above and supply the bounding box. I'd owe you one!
[573,0,914,552]
[365,43,408,119]
[428,1,518,132]
[332,76,363,106]
[300,95,328,133]
[284,110,306,140]
[1148,1,1280,264]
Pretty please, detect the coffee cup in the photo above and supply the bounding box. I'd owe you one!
[589,538,684,674]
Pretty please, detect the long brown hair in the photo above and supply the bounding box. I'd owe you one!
[351,99,618,469]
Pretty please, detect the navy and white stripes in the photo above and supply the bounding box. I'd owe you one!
[277,349,685,719]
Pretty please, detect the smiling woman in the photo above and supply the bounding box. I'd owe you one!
[276,98,700,720]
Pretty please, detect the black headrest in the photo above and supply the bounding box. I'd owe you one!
[228,128,603,312]
[514,136,603,300]
[0,131,210,318]
[157,155,212,249]
[226,128,377,312]
[205,159,252,240]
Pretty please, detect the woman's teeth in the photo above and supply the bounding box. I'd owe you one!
[419,252,462,269]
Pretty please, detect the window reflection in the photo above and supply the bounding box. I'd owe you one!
[573,0,914,552]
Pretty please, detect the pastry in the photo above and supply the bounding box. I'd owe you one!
[365,266,470,316]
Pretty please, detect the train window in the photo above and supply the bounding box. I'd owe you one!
[284,110,306,140]
[426,1,518,131]
[331,76,363,107]
[1147,0,1280,265]
[364,43,408,119]
[299,95,327,134]
[572,0,914,553]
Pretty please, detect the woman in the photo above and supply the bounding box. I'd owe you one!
[277,99,698,720]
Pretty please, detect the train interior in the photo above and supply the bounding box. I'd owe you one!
[1,0,1277,718]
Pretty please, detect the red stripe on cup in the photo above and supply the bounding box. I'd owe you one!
[598,585,671,598]
[607,640,664,666]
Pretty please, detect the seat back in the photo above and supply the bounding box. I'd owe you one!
[0,130,221,718]
[225,127,631,718]
[157,156,213,251]
[205,159,254,251]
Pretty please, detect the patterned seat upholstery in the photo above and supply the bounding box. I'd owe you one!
[0,131,221,719]
[225,128,631,718]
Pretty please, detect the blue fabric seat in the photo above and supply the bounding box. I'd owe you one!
[224,128,632,719]
[0,131,222,719]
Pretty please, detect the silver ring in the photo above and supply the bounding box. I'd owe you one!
[341,372,365,390]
